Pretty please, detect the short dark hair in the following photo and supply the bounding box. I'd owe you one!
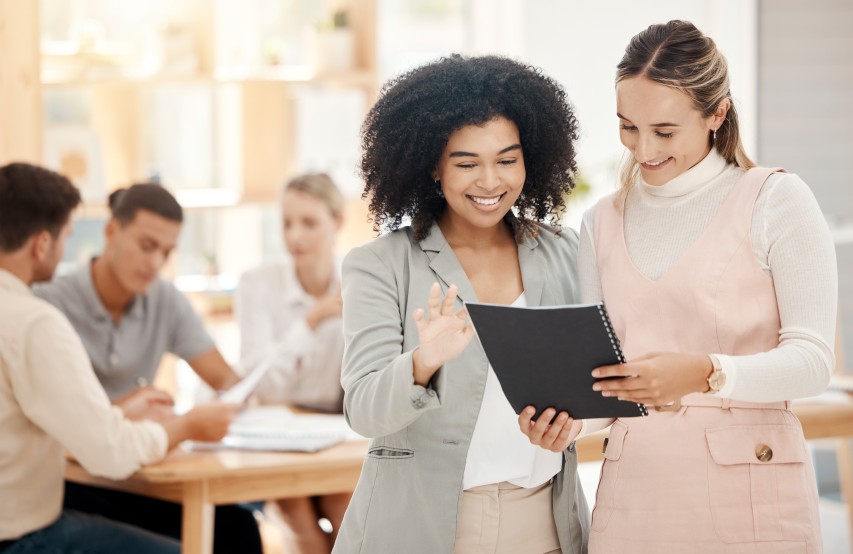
[361,54,580,241]
[0,162,82,252]
[108,183,183,224]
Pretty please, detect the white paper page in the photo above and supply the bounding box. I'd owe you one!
[218,359,275,404]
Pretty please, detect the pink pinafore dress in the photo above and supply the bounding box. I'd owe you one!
[588,168,822,553]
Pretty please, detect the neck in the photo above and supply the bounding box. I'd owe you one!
[0,255,34,286]
[91,256,135,319]
[295,257,335,297]
[438,211,514,249]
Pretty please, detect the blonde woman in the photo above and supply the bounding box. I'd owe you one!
[521,20,835,553]
[237,173,349,554]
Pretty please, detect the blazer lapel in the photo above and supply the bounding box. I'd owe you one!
[518,232,546,307]
[419,223,478,303]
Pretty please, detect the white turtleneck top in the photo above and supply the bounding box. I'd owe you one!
[578,149,837,402]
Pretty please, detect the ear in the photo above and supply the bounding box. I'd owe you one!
[710,98,730,131]
[31,230,52,263]
[104,217,119,241]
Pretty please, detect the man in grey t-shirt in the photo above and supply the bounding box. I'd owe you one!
[34,183,262,554]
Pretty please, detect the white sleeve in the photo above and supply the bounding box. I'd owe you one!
[715,173,837,401]
[577,205,616,428]
[578,207,604,304]
[236,269,316,403]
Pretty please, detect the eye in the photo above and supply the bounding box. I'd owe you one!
[620,124,637,132]
[455,163,476,169]
[656,131,674,139]
[498,158,518,166]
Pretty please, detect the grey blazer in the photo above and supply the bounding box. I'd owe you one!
[333,220,589,554]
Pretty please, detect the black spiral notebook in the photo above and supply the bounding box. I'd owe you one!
[465,302,648,419]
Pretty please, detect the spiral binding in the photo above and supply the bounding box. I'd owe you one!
[597,303,649,417]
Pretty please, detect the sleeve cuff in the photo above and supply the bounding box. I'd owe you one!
[714,353,738,397]
[409,383,440,410]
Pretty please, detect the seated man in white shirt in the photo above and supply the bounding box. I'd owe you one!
[34,183,263,554]
[0,162,238,554]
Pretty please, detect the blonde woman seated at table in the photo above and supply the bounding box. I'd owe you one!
[236,173,350,554]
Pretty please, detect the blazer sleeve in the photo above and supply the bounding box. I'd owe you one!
[341,243,442,438]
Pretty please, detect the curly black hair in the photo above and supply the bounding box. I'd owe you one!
[361,54,580,241]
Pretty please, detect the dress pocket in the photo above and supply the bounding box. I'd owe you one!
[590,420,628,532]
[705,424,812,544]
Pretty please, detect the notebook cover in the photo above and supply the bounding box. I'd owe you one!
[466,302,647,419]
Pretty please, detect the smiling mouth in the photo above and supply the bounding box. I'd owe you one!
[641,157,672,169]
[466,193,505,206]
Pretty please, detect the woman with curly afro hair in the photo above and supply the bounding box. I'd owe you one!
[334,54,588,554]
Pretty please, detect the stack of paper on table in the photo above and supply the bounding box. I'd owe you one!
[189,406,361,453]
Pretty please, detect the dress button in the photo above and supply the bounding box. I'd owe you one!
[109,353,119,366]
[755,444,773,462]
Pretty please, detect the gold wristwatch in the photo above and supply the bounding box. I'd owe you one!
[704,354,725,394]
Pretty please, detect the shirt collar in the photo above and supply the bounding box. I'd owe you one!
[282,260,340,307]
[0,268,33,296]
[76,259,147,323]
[638,148,728,199]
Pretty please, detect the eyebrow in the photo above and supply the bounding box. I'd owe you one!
[139,234,174,250]
[616,113,680,128]
[448,144,522,158]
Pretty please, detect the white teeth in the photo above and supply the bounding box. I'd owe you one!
[644,159,668,166]
[470,195,501,205]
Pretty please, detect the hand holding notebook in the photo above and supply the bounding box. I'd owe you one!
[465,301,648,420]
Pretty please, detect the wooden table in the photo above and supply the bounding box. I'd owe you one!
[66,439,368,554]
[67,401,853,554]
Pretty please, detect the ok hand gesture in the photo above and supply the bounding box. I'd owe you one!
[412,283,475,386]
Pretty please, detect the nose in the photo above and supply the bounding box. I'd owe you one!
[149,249,166,271]
[478,166,502,193]
[634,132,658,163]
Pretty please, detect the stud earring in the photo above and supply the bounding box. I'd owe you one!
[712,128,718,142]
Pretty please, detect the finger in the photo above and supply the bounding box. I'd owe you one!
[441,284,458,315]
[427,282,442,320]
[518,406,537,435]
[554,418,581,448]
[413,308,426,332]
[147,389,176,404]
[221,402,243,413]
[461,323,476,343]
[593,377,645,393]
[591,362,635,379]
[454,306,469,321]
[541,412,571,447]
[623,396,667,406]
[552,417,579,449]
[527,408,557,444]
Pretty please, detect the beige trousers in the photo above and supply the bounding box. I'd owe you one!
[453,480,561,554]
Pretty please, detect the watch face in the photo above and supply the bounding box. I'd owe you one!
[709,372,726,391]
